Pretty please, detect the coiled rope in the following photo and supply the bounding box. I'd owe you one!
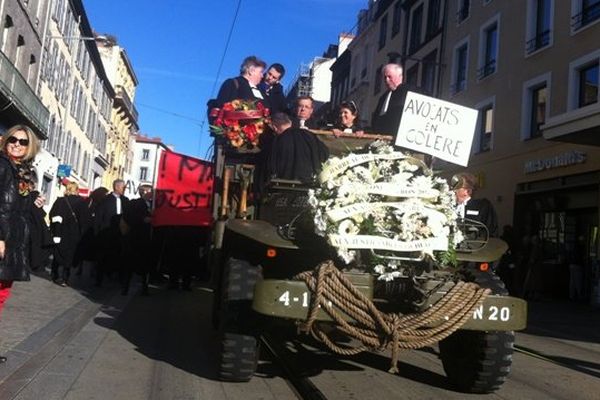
[294,260,491,373]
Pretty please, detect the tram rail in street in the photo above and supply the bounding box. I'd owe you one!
[261,334,328,400]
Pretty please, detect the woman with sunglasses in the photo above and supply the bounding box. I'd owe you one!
[332,101,365,137]
[0,125,45,363]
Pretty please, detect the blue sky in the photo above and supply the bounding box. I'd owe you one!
[85,0,365,159]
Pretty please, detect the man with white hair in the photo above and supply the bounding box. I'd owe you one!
[371,63,412,136]
[213,55,267,108]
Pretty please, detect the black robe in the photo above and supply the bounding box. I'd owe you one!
[50,195,86,267]
[371,84,420,136]
[268,127,329,182]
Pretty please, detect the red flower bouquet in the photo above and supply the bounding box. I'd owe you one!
[210,99,270,148]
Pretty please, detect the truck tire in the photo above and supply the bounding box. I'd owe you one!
[217,257,262,382]
[438,270,515,393]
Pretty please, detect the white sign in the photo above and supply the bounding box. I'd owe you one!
[395,91,478,166]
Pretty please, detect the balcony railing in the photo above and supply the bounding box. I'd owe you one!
[0,49,49,136]
[526,29,551,54]
[477,59,496,79]
[114,85,139,123]
[571,2,600,30]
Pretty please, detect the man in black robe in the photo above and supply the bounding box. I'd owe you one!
[290,96,319,130]
[371,63,416,137]
[268,113,329,182]
[452,172,498,237]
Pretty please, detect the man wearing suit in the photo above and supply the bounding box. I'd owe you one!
[213,55,267,108]
[94,179,129,286]
[291,96,319,129]
[259,63,288,114]
[371,63,413,137]
[121,184,154,295]
[452,172,498,237]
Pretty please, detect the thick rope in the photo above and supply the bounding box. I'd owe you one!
[294,260,491,373]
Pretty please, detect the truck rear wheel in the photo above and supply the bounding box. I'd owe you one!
[217,257,262,382]
[438,271,515,393]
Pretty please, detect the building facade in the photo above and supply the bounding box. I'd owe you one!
[37,0,113,204]
[96,35,138,188]
[124,134,169,199]
[437,0,600,300]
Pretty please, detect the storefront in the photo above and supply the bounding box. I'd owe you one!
[513,170,599,300]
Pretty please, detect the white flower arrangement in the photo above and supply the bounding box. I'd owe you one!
[309,142,462,281]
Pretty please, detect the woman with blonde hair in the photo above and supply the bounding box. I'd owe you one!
[49,181,85,286]
[0,124,45,363]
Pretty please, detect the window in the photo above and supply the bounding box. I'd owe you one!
[139,167,148,181]
[526,0,552,54]
[578,62,599,107]
[427,0,441,36]
[409,5,423,53]
[457,0,470,23]
[452,42,468,94]
[378,14,388,49]
[529,85,547,138]
[374,65,383,95]
[478,22,498,79]
[392,1,402,37]
[142,149,150,160]
[422,51,437,95]
[478,105,493,152]
[521,73,550,140]
[1,15,13,53]
[406,64,419,86]
[572,0,600,30]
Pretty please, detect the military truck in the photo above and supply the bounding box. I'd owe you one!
[209,133,527,394]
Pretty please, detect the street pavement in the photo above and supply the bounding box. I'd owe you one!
[0,267,599,399]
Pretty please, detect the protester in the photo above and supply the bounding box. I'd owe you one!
[0,125,45,363]
[268,112,329,182]
[121,184,154,295]
[93,179,129,287]
[371,63,413,136]
[291,96,318,129]
[451,172,498,237]
[49,182,86,287]
[212,55,267,110]
[332,100,364,137]
[74,186,109,275]
[259,63,288,114]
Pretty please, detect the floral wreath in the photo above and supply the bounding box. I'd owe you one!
[308,142,463,281]
[210,99,270,148]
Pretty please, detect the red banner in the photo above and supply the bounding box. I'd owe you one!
[152,150,214,227]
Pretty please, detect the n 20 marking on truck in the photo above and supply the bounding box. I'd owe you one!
[472,305,511,321]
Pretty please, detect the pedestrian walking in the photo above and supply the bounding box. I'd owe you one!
[93,180,128,287]
[121,184,155,295]
[0,125,45,363]
[49,182,86,286]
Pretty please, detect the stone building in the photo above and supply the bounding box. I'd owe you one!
[37,0,113,203]
[96,34,139,188]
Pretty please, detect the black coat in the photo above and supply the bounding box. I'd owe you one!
[290,115,319,130]
[260,82,288,114]
[371,85,417,136]
[50,195,86,267]
[268,127,329,182]
[94,193,129,234]
[215,76,265,108]
[123,198,154,274]
[0,154,35,281]
[30,193,51,271]
[465,198,498,237]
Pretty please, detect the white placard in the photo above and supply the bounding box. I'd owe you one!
[395,91,478,166]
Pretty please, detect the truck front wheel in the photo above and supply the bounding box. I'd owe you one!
[438,271,515,393]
